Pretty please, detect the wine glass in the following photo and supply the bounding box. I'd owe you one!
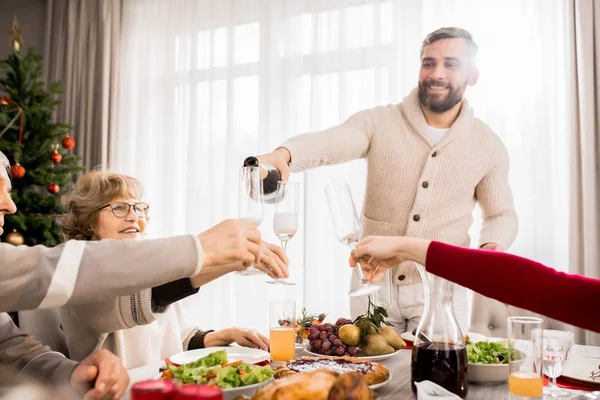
[236,166,265,276]
[543,330,575,398]
[324,180,381,297]
[266,181,299,286]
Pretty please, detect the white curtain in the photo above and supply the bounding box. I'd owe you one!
[114,0,571,334]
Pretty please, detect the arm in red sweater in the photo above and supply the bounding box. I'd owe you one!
[425,241,600,334]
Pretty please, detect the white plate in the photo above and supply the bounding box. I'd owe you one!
[400,332,415,343]
[562,357,600,387]
[370,372,393,390]
[154,373,273,400]
[303,344,401,362]
[168,346,270,366]
[400,331,487,344]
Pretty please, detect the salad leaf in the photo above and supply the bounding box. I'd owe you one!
[465,336,519,364]
[166,350,273,388]
[209,366,241,388]
[188,350,228,368]
[240,365,274,386]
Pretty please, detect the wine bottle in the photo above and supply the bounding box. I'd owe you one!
[243,156,281,203]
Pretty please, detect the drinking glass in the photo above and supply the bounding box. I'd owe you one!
[237,166,265,276]
[266,181,299,285]
[543,330,575,398]
[324,180,381,297]
[269,300,296,361]
[508,316,544,399]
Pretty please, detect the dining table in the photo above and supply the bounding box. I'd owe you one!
[124,344,600,399]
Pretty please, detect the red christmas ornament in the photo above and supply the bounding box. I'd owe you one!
[47,182,60,194]
[51,150,62,163]
[61,135,75,150]
[10,163,25,179]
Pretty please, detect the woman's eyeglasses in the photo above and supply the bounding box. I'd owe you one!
[97,202,149,218]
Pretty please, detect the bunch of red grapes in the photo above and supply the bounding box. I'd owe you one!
[308,318,359,357]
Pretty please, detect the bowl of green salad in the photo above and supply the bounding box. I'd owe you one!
[466,335,519,384]
[157,349,274,400]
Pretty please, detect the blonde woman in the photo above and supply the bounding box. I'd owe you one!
[20,170,288,369]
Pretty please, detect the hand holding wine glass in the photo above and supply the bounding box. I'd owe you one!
[267,181,299,285]
[324,180,381,297]
[237,166,265,276]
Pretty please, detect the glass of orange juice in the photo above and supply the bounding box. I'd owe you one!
[269,300,296,361]
[508,316,544,399]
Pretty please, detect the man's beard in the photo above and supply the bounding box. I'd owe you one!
[418,79,466,113]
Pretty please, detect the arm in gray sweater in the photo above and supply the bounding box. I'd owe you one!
[0,313,76,384]
[0,234,200,312]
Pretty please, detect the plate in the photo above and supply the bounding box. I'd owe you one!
[154,373,273,400]
[370,371,393,390]
[168,346,270,366]
[303,344,402,362]
[400,332,415,343]
[400,331,487,345]
[157,347,273,400]
[561,357,600,387]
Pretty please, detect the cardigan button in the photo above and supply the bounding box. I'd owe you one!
[431,151,437,158]
[488,324,495,331]
[398,275,406,281]
[413,214,420,222]
[422,181,429,189]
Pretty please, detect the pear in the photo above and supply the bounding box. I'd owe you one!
[362,333,395,356]
[381,326,406,350]
[338,324,362,347]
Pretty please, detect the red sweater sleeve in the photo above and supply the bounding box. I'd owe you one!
[425,241,600,333]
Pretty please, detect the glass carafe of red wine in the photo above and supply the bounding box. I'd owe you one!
[411,265,468,399]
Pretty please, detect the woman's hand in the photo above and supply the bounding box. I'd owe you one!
[252,241,289,279]
[204,328,269,351]
[190,241,288,287]
[349,236,431,282]
[229,327,270,351]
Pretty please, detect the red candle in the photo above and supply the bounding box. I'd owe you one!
[174,385,223,400]
[131,379,177,400]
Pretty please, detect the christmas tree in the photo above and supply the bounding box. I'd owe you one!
[0,18,82,247]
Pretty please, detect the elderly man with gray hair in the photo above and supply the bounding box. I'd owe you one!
[256,27,518,333]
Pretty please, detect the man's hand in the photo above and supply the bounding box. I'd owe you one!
[70,349,129,400]
[257,148,291,180]
[198,219,262,268]
[480,242,503,251]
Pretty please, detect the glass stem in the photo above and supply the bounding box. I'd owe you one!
[281,239,288,253]
[348,242,367,282]
[551,375,558,389]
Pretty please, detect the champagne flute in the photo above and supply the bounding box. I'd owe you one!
[324,180,381,296]
[266,181,299,286]
[236,166,265,276]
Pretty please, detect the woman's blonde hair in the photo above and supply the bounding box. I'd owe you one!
[56,170,145,241]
